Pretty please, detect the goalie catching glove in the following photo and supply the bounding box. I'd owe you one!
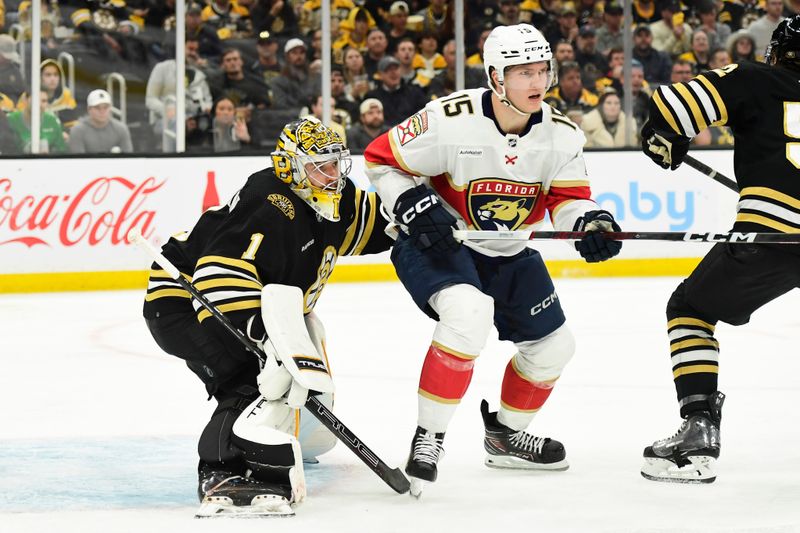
[641,121,690,171]
[573,210,622,263]
[393,185,460,254]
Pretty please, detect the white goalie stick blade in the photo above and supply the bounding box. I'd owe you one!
[195,494,295,518]
[640,455,717,484]
[484,455,569,471]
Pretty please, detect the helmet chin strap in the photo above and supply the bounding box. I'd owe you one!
[491,82,530,116]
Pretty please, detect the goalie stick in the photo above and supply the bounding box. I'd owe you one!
[128,230,411,495]
[453,229,800,244]
[683,154,739,193]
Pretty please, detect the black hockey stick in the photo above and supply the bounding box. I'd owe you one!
[683,154,739,193]
[129,230,411,495]
[454,229,800,244]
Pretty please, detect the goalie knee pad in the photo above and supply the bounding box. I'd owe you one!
[429,284,494,357]
[514,324,575,382]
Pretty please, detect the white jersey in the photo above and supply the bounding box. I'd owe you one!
[364,88,601,256]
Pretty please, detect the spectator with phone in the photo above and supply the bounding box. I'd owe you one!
[650,0,692,57]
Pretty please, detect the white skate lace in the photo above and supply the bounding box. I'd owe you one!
[413,431,444,465]
[509,431,546,455]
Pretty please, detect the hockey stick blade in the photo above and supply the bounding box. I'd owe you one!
[128,230,411,494]
[453,229,800,244]
[683,154,739,193]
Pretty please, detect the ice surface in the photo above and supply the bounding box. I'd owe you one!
[2,279,799,532]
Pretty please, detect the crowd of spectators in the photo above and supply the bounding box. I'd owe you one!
[1,0,798,156]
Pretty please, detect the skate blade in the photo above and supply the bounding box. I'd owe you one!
[485,455,569,471]
[195,495,295,518]
[409,478,427,499]
[640,455,716,484]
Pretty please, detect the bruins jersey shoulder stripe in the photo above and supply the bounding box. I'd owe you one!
[143,168,392,327]
[648,61,800,235]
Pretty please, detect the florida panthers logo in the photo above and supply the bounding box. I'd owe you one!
[467,178,540,231]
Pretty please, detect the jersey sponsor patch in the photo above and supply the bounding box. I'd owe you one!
[467,178,541,231]
[397,111,428,145]
[267,193,295,219]
[457,148,484,158]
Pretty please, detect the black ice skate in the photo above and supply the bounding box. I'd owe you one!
[405,426,445,498]
[641,391,725,484]
[195,465,294,518]
[480,400,569,471]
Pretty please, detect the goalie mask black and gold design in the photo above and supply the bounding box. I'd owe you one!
[271,118,352,221]
[766,14,800,70]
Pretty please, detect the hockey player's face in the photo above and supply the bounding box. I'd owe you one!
[504,62,549,112]
[305,160,341,189]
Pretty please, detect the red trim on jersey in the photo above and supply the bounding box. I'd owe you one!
[545,185,593,215]
[418,344,475,401]
[430,174,471,223]
[500,359,555,411]
[363,131,397,167]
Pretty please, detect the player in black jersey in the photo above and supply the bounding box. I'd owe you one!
[639,16,800,484]
[142,118,393,516]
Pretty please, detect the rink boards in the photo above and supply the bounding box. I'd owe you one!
[0,150,737,292]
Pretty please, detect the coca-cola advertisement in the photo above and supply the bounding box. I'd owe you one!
[0,158,266,274]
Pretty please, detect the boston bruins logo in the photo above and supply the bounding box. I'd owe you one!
[467,178,540,231]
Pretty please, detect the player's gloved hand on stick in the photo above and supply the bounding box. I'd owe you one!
[393,185,460,254]
[641,121,690,170]
[573,210,622,263]
[256,340,310,409]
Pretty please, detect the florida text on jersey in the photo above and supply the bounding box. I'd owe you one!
[364,89,603,257]
[142,169,392,329]
[649,61,800,234]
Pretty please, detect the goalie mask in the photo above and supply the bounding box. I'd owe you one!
[271,118,352,222]
[765,14,800,70]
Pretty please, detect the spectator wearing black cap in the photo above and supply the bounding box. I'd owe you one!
[596,2,624,55]
[650,0,692,57]
[426,39,486,100]
[545,4,579,48]
[574,25,608,83]
[365,55,427,126]
[346,98,389,154]
[250,31,282,84]
[271,38,321,112]
[632,24,672,86]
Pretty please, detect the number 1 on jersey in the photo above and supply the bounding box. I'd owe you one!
[241,233,264,260]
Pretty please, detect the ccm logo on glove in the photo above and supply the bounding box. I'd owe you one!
[399,193,440,224]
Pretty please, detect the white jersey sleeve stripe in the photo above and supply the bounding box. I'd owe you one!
[661,85,698,137]
[687,80,718,124]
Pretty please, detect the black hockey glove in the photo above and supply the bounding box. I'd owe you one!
[573,210,622,263]
[641,121,690,171]
[393,185,460,254]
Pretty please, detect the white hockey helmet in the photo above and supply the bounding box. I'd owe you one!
[483,24,557,114]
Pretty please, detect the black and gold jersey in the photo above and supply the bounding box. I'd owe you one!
[143,168,392,334]
[647,61,800,234]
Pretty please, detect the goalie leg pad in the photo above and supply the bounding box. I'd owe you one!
[232,396,307,503]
